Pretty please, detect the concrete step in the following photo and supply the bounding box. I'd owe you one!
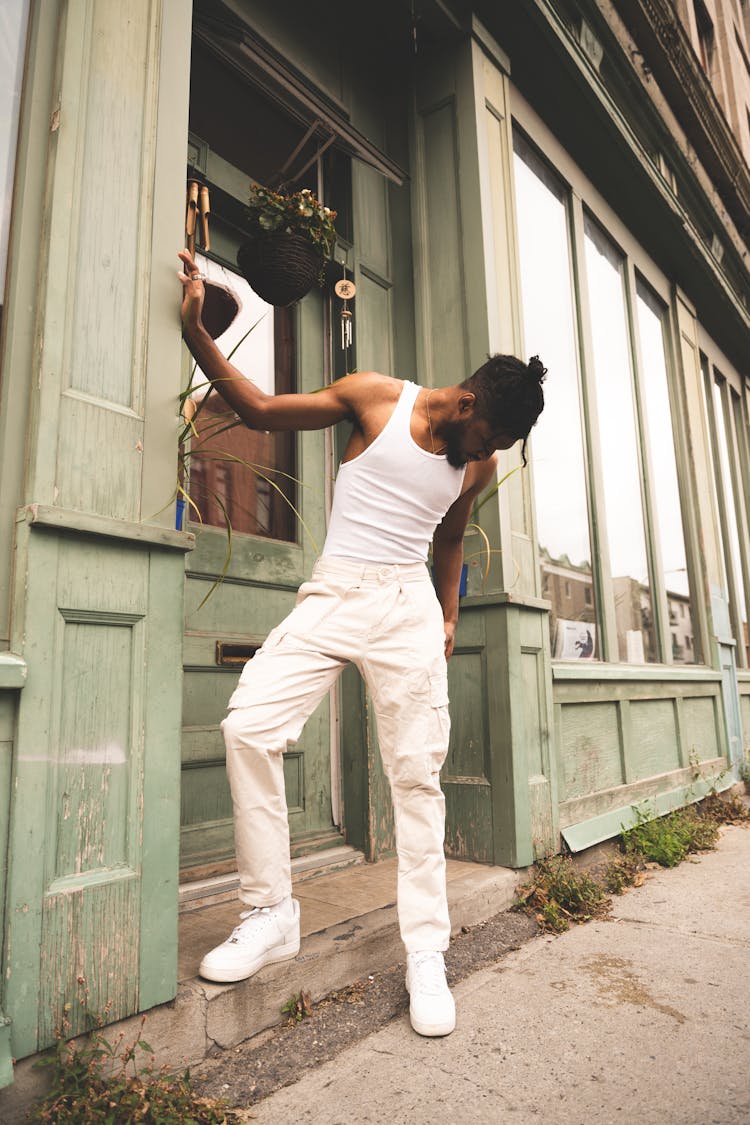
[138,858,521,1069]
[1,857,523,1122]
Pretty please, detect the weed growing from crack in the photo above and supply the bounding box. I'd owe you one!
[513,855,610,933]
[27,1015,249,1124]
[281,991,312,1024]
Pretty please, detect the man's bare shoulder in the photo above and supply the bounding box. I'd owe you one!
[336,371,403,403]
[334,372,405,425]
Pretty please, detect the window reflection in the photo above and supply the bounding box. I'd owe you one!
[711,375,749,665]
[186,256,296,542]
[512,134,598,660]
[583,216,657,663]
[635,284,697,663]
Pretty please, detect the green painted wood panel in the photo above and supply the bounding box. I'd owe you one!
[443,646,494,861]
[354,271,393,376]
[67,2,150,409]
[53,619,137,878]
[740,689,750,751]
[444,651,488,781]
[352,162,390,281]
[39,876,139,1044]
[628,699,681,778]
[521,650,545,777]
[682,696,722,760]
[560,701,624,800]
[444,783,493,863]
[419,98,467,388]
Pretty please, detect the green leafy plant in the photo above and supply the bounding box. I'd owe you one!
[620,799,720,868]
[245,185,337,262]
[27,1017,247,1124]
[281,991,312,1024]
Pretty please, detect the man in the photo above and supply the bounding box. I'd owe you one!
[178,249,546,1037]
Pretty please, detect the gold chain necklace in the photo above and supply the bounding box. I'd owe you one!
[425,389,444,454]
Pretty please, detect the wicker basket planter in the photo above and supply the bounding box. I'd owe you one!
[236,233,323,306]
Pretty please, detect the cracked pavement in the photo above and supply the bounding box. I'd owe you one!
[194,823,750,1124]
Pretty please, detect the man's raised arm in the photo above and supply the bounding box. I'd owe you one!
[178,249,355,433]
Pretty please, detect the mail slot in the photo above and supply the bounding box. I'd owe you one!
[215,642,259,666]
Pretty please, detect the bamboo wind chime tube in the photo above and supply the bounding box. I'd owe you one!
[186,179,200,255]
[199,185,211,251]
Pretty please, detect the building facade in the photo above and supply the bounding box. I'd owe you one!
[0,0,748,1085]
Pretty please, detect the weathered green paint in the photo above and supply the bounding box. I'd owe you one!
[739,679,750,752]
[554,669,727,822]
[561,766,734,852]
[0,0,193,1068]
[6,519,188,1057]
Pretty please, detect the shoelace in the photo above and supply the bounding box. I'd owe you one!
[228,906,274,945]
[411,952,447,995]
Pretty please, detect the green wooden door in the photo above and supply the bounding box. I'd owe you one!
[179,141,341,881]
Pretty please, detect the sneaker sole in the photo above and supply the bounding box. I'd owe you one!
[199,934,300,983]
[408,1011,456,1037]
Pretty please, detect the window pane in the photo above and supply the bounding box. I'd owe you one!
[0,1,30,314]
[186,255,296,542]
[635,285,697,663]
[584,216,657,663]
[712,376,749,664]
[513,135,598,661]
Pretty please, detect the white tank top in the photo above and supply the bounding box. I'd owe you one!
[322,380,467,563]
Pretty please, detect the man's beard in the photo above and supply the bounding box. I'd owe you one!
[441,419,469,469]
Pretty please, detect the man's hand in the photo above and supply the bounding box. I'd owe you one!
[178,249,206,334]
[443,621,457,660]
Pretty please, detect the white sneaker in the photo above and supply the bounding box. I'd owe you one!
[199,900,300,983]
[405,950,456,1037]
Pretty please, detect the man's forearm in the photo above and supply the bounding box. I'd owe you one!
[183,322,270,428]
[432,534,464,627]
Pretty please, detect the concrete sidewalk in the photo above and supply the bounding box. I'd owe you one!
[250,823,750,1124]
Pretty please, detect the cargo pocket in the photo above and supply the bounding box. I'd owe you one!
[427,666,450,773]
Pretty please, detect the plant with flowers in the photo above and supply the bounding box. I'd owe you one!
[245,184,337,260]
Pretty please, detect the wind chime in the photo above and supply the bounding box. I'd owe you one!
[184,176,239,340]
[186,177,211,255]
[335,265,356,354]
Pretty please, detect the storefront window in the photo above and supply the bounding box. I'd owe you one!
[710,373,749,665]
[635,284,697,663]
[583,216,657,664]
[0,0,31,324]
[513,135,598,660]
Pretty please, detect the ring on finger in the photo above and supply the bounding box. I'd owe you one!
[191,272,207,281]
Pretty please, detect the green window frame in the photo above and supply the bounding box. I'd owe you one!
[700,356,750,668]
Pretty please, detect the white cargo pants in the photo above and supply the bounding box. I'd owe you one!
[220,555,452,953]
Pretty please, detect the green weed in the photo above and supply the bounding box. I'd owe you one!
[27,1016,247,1124]
[621,801,720,867]
[281,991,312,1024]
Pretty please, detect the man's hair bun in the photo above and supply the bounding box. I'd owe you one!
[527,355,547,383]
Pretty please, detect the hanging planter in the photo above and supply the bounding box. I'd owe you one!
[237,232,324,307]
[236,185,337,307]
